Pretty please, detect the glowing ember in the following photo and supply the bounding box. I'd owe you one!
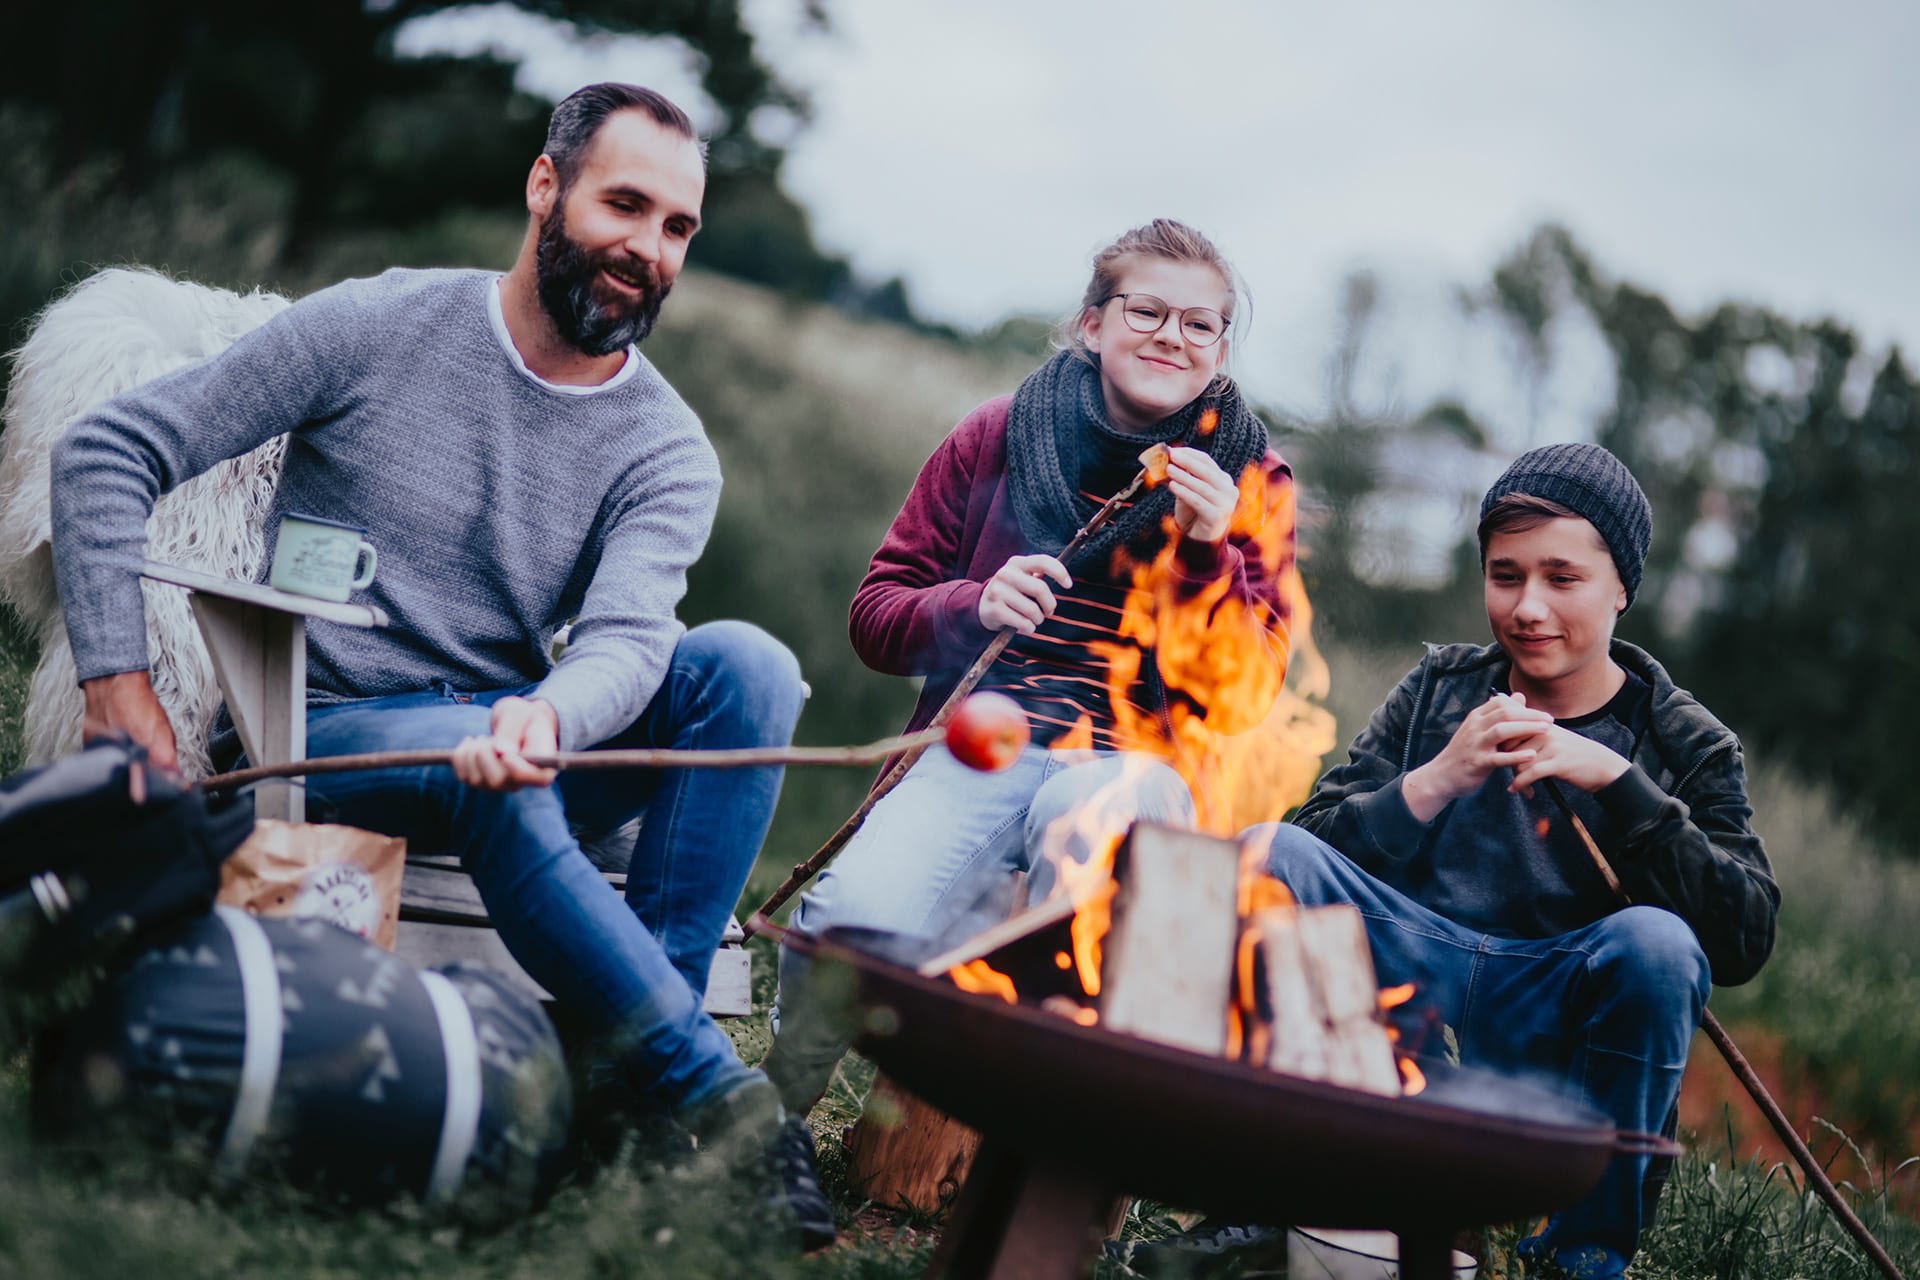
[1378,983,1415,1011]
[1041,998,1099,1027]
[1053,951,1072,971]
[1399,1057,1428,1094]
[1196,406,1219,436]
[1535,817,1551,839]
[949,959,1018,1003]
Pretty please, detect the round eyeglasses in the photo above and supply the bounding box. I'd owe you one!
[1103,293,1230,347]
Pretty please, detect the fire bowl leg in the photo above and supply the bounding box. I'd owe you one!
[927,1138,1116,1280]
[1394,1225,1458,1280]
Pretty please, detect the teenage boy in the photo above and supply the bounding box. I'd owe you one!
[1249,443,1778,1278]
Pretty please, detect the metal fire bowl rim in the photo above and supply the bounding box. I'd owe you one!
[805,930,1620,1230]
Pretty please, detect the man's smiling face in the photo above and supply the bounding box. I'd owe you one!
[534,109,706,356]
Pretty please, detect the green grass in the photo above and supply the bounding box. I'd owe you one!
[1711,763,1920,1149]
[0,607,31,779]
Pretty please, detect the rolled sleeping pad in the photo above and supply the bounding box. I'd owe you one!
[35,908,572,1216]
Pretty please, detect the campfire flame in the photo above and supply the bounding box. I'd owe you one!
[1075,461,1334,834]
[941,446,1426,1097]
[949,959,1018,1004]
[1035,760,1155,997]
[1232,837,1298,1062]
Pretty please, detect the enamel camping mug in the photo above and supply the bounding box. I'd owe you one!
[269,513,377,603]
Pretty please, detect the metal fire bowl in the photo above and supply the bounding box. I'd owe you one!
[806,928,1621,1232]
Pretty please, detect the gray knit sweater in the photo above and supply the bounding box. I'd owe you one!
[50,268,720,752]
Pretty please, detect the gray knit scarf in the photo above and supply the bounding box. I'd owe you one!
[1004,349,1268,570]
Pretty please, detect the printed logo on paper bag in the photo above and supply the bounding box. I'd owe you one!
[293,862,382,940]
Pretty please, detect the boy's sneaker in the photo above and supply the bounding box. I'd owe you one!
[770,1115,837,1252]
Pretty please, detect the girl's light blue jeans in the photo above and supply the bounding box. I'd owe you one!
[766,745,1193,1112]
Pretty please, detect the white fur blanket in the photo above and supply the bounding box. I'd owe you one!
[0,268,289,777]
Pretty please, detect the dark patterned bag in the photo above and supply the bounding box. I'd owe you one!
[0,740,252,991]
[34,910,572,1219]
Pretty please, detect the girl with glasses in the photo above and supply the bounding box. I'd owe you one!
[766,219,1296,1115]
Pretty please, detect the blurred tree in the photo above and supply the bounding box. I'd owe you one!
[1280,271,1495,646]
[0,0,859,292]
[1695,344,1920,841]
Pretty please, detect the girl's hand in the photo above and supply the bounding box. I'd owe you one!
[1166,447,1239,544]
[978,554,1073,633]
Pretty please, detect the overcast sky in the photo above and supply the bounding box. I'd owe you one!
[406,0,1918,412]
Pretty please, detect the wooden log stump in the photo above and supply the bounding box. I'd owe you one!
[850,871,1031,1213]
[845,1073,983,1213]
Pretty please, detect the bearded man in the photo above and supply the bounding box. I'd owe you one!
[49,83,832,1245]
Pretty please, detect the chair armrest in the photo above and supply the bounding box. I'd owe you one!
[141,559,389,629]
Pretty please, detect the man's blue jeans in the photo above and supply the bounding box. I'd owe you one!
[1248,822,1709,1267]
[299,621,805,1112]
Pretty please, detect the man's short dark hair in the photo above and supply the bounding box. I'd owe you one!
[544,83,705,191]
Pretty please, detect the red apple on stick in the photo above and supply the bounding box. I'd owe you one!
[945,692,1030,771]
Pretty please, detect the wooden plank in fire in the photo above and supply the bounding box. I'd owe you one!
[1098,823,1242,1056]
[1256,904,1401,1096]
[916,894,1076,978]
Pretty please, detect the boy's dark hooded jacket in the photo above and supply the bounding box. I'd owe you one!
[1292,639,1778,986]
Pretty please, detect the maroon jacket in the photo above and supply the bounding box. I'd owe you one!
[852,395,1296,747]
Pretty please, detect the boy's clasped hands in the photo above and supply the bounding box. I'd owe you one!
[1402,691,1632,822]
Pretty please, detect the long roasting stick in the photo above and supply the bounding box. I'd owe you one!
[199,728,947,793]
[1541,779,1905,1280]
[740,465,1155,939]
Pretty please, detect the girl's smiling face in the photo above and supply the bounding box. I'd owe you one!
[1079,257,1231,433]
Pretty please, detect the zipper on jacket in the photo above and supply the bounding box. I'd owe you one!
[1399,645,1438,775]
[1674,737,1735,797]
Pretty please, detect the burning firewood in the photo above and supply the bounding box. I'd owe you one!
[931,822,1418,1098]
[1098,824,1241,1055]
[1256,904,1402,1096]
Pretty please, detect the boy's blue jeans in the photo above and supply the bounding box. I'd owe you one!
[1248,822,1709,1268]
[298,621,805,1112]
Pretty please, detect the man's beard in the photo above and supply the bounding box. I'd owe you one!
[534,203,670,357]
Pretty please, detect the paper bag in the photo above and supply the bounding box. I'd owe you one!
[218,819,405,950]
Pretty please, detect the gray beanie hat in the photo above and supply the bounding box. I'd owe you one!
[1479,443,1653,607]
